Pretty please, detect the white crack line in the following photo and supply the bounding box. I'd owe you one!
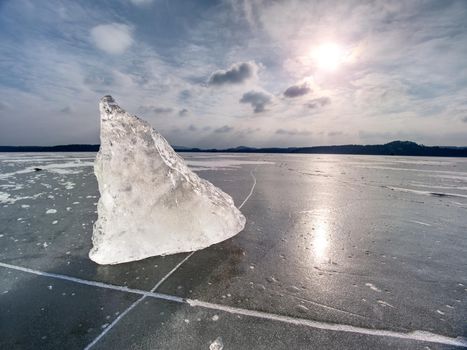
[0,262,465,348]
[239,170,257,209]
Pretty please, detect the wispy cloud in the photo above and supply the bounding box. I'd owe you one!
[129,0,154,7]
[276,128,312,136]
[214,125,234,133]
[139,106,174,114]
[178,108,189,117]
[305,97,331,109]
[90,23,133,55]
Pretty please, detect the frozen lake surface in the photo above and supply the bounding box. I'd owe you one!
[0,152,466,349]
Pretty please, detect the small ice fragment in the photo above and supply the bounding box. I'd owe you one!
[436,310,445,315]
[365,283,381,292]
[46,209,57,214]
[43,242,49,248]
[47,285,53,290]
[101,323,109,329]
[21,204,30,208]
[211,315,219,321]
[410,220,431,226]
[209,337,223,350]
[52,220,58,225]
[295,304,309,313]
[377,300,394,308]
[286,286,301,293]
[184,319,190,323]
[266,276,277,283]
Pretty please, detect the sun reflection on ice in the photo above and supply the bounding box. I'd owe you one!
[313,219,330,261]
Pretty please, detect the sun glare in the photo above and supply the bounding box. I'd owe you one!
[313,43,345,72]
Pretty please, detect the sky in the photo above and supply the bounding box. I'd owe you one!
[0,0,467,148]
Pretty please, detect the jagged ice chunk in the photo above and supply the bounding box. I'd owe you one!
[89,96,246,265]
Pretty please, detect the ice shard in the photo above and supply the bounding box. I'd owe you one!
[89,96,246,265]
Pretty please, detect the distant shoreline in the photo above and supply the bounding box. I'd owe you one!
[1,141,467,157]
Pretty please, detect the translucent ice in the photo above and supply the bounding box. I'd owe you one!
[89,96,246,265]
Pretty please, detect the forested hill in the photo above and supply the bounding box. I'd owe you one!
[1,141,467,157]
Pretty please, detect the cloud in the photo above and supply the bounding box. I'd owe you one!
[178,108,189,117]
[59,106,73,114]
[178,89,191,101]
[138,105,173,114]
[129,0,154,6]
[328,131,343,137]
[153,107,173,114]
[276,128,312,136]
[90,23,133,54]
[305,97,331,109]
[208,61,258,85]
[239,90,272,113]
[462,116,467,123]
[239,127,260,134]
[214,125,234,133]
[283,82,311,98]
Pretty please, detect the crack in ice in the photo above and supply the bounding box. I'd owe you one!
[0,262,466,348]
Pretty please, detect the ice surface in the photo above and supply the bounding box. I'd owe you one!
[89,96,246,265]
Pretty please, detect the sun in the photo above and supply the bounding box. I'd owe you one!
[313,43,345,72]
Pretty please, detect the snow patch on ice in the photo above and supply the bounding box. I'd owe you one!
[377,300,394,308]
[0,191,44,204]
[410,220,431,226]
[61,181,75,190]
[209,337,224,350]
[365,283,381,292]
[185,159,273,171]
[0,161,92,179]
